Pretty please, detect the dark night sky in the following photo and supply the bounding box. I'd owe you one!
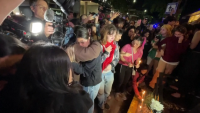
[132,0,200,23]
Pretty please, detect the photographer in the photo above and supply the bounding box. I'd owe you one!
[27,0,54,42]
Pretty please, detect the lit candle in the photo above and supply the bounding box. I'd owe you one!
[139,60,141,64]
[141,90,145,110]
[140,106,142,108]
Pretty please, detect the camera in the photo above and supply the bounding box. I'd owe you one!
[44,9,66,46]
[98,2,111,14]
[1,18,32,44]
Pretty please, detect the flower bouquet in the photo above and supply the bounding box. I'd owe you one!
[150,99,164,113]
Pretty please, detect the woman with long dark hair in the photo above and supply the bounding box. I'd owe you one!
[118,26,136,49]
[71,26,102,113]
[15,43,92,113]
[0,34,27,113]
[115,36,144,100]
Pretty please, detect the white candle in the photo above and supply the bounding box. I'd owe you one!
[141,91,145,109]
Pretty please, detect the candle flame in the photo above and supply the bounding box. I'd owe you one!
[140,106,142,108]
[139,60,141,64]
[142,99,144,101]
[143,91,145,94]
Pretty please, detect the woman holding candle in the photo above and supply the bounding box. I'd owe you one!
[132,64,149,100]
[115,36,145,100]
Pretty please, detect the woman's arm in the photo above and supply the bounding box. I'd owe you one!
[74,41,101,62]
[120,51,129,64]
[132,72,142,98]
[190,31,200,49]
[72,56,100,77]
[151,41,158,49]
[109,44,120,70]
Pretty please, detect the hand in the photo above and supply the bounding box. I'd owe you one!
[95,14,99,20]
[118,46,120,50]
[44,22,54,37]
[110,12,120,20]
[88,15,94,21]
[128,63,133,68]
[124,53,132,57]
[104,45,112,53]
[136,82,139,87]
[104,64,112,71]
[160,49,164,56]
[178,35,184,43]
[68,22,74,28]
[136,63,140,68]
[137,95,142,100]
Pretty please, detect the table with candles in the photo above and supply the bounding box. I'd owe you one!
[128,90,152,113]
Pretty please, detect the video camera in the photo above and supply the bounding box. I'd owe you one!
[0,0,75,46]
[98,2,111,14]
[0,17,32,45]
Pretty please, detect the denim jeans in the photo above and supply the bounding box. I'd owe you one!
[97,71,114,108]
[83,83,101,113]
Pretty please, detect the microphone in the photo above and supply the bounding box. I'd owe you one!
[52,0,75,16]
[44,9,55,22]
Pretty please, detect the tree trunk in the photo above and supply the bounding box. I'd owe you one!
[174,0,182,19]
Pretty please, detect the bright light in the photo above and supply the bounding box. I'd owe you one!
[133,0,136,3]
[15,12,20,15]
[139,60,141,64]
[143,91,145,94]
[142,99,144,101]
[140,106,142,108]
[144,10,147,12]
[31,22,43,34]
[127,13,129,15]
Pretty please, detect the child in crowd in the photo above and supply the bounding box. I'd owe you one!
[132,64,149,100]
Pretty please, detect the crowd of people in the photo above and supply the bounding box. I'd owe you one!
[0,0,200,113]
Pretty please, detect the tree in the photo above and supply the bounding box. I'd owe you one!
[106,0,133,13]
[143,0,183,19]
